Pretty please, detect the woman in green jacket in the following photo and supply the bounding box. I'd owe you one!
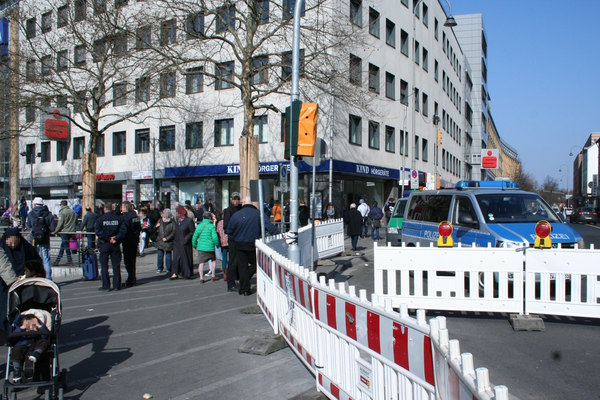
[192,212,220,282]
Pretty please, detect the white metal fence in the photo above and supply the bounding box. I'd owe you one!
[374,243,600,319]
[256,239,509,399]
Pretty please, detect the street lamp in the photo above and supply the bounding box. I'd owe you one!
[558,163,569,206]
[410,0,457,176]
[19,150,40,206]
[433,114,441,189]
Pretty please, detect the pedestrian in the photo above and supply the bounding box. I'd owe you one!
[81,206,98,249]
[26,197,55,279]
[155,208,175,274]
[147,201,161,244]
[0,228,41,277]
[121,202,141,287]
[345,203,362,251]
[94,202,125,291]
[170,206,195,280]
[298,199,309,227]
[215,213,229,281]
[226,196,278,296]
[18,198,28,228]
[52,200,77,266]
[184,203,196,225]
[324,202,336,220]
[139,208,150,256]
[223,192,241,292]
[204,198,215,214]
[193,202,204,223]
[272,200,282,223]
[357,198,370,238]
[72,199,82,219]
[368,201,384,241]
[0,246,19,342]
[9,307,51,383]
[193,211,220,282]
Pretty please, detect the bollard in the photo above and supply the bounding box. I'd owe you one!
[475,367,490,394]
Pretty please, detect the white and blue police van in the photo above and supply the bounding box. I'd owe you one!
[401,180,584,248]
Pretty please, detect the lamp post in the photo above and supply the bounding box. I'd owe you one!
[19,150,40,206]
[558,164,569,206]
[410,0,456,177]
[433,115,441,189]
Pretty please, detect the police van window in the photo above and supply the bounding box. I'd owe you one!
[406,195,451,223]
[391,198,408,218]
[453,196,479,228]
[475,193,561,223]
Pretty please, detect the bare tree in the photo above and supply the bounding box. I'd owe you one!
[512,164,537,193]
[13,0,180,212]
[154,0,376,197]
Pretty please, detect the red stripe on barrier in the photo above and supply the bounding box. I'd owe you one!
[326,294,337,329]
[423,335,434,386]
[367,311,380,353]
[314,289,320,321]
[319,373,323,386]
[331,383,340,399]
[298,279,306,308]
[291,275,298,299]
[298,343,303,354]
[392,322,409,369]
[307,353,313,366]
[345,302,357,341]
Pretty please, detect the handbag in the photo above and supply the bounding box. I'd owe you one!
[69,236,78,251]
[215,246,223,260]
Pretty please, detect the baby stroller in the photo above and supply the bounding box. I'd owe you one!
[2,278,67,400]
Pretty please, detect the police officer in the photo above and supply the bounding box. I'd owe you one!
[121,202,141,287]
[95,202,125,291]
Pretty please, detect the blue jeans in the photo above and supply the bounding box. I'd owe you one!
[371,226,380,240]
[56,234,73,262]
[361,217,369,237]
[351,235,359,251]
[157,249,172,273]
[221,247,229,272]
[36,244,52,280]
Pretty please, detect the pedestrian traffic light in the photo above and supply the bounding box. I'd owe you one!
[437,129,442,146]
[282,100,301,160]
[297,103,318,157]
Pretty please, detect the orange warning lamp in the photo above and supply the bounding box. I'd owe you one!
[297,103,318,156]
[437,221,454,247]
[534,220,552,248]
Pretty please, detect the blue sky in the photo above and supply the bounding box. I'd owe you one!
[450,0,600,187]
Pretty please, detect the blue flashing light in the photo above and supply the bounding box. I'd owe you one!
[455,180,520,190]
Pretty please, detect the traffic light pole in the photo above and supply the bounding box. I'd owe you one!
[287,0,304,265]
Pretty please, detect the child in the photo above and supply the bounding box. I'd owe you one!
[11,308,51,383]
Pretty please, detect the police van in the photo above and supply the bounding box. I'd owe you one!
[386,198,408,246]
[401,180,584,248]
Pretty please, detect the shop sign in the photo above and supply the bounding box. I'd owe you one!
[41,108,70,141]
[50,188,69,196]
[132,170,153,180]
[96,173,116,181]
[0,18,7,56]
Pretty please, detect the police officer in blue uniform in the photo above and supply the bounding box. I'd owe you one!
[121,202,141,287]
[95,202,126,291]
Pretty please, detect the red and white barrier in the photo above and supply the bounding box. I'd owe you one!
[255,239,509,399]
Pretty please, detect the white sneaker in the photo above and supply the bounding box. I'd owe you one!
[28,355,38,363]
[204,273,212,278]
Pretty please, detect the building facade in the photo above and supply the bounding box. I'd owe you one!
[573,133,600,208]
[17,0,475,214]
[486,113,520,180]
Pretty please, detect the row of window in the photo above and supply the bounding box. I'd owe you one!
[25,0,303,40]
[25,117,271,163]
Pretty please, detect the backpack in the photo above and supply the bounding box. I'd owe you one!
[32,215,50,243]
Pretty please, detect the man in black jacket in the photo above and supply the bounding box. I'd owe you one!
[226,196,278,296]
[26,197,56,279]
[95,202,126,291]
[223,192,241,292]
[81,207,98,249]
[121,202,141,287]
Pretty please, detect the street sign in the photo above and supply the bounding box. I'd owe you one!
[410,169,419,190]
[280,182,289,192]
[481,149,499,169]
[279,164,288,185]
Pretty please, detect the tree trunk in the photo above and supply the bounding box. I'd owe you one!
[239,135,258,200]
[82,152,97,216]
[9,8,19,213]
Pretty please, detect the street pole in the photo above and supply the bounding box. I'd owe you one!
[29,153,33,205]
[8,7,19,213]
[287,0,304,265]
[152,138,156,204]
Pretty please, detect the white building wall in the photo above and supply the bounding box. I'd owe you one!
[18,0,468,204]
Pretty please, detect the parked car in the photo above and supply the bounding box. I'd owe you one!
[570,207,598,224]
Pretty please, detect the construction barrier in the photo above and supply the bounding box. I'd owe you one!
[374,243,600,319]
[255,239,509,399]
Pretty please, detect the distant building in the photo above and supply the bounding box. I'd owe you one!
[486,113,520,181]
[573,133,600,207]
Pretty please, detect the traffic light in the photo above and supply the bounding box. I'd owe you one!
[437,129,442,146]
[297,103,318,157]
[282,100,301,160]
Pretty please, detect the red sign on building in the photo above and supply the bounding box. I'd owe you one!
[481,149,499,169]
[42,108,70,141]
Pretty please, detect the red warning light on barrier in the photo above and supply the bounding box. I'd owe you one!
[437,221,454,247]
[534,220,552,248]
